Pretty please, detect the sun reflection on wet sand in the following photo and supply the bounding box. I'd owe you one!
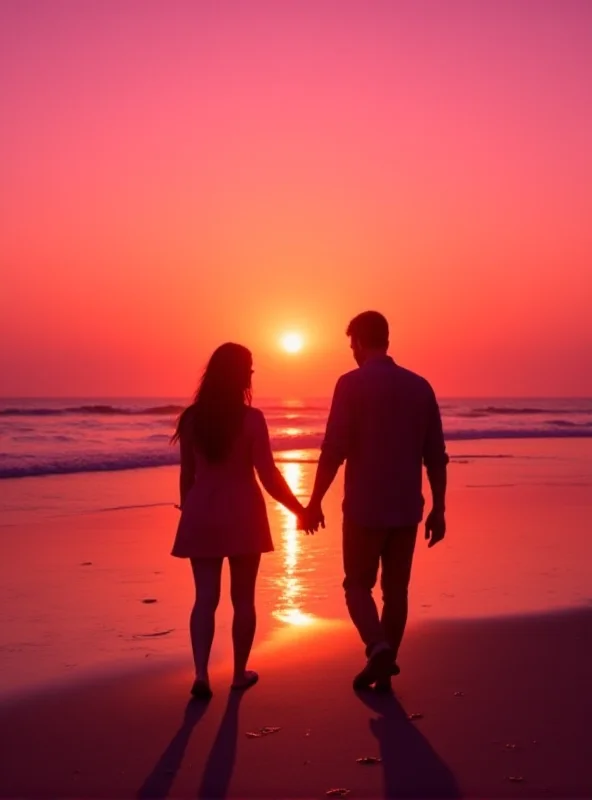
[273,458,315,627]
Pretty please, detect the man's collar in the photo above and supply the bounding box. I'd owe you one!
[361,354,395,367]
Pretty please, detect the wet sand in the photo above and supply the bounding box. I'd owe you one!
[1,608,591,798]
[2,439,592,697]
[1,438,592,796]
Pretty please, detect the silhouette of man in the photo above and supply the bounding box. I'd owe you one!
[306,311,448,690]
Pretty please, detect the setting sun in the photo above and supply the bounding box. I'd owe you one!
[280,332,304,354]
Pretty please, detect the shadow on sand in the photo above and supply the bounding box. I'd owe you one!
[137,691,244,800]
[196,691,243,799]
[136,699,210,799]
[2,608,592,798]
[357,690,461,799]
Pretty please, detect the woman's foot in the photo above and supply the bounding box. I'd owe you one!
[190,678,213,700]
[231,669,259,691]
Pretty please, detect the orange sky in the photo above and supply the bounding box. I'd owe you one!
[1,1,591,398]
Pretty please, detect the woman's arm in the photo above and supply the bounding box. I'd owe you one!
[178,416,196,508]
[251,410,304,516]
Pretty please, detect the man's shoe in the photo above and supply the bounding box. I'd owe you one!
[374,676,393,693]
[352,642,394,691]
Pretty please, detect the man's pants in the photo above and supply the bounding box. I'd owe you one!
[342,522,418,658]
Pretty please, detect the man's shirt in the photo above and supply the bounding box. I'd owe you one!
[320,355,448,527]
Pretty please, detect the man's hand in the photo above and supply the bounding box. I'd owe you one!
[296,507,316,535]
[300,501,325,534]
[425,508,446,548]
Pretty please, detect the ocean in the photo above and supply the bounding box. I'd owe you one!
[1,396,591,480]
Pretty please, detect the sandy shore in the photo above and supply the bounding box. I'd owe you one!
[2,607,591,798]
[3,439,592,699]
[2,438,592,797]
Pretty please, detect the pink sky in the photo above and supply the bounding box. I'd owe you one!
[1,0,591,398]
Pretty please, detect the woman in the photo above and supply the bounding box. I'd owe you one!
[171,343,306,699]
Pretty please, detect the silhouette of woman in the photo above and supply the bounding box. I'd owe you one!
[171,343,305,698]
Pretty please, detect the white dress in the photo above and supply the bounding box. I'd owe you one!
[171,407,278,559]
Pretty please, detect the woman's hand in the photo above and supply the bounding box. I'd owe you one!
[298,502,325,534]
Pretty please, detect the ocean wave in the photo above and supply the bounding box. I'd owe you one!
[448,428,592,439]
[460,405,590,417]
[545,419,586,427]
[0,404,186,417]
[0,402,332,418]
[0,440,321,479]
[3,401,589,421]
[0,451,181,479]
[2,426,592,479]
[271,427,592,447]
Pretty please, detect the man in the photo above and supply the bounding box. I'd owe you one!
[306,311,448,691]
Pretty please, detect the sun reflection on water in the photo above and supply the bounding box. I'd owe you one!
[280,426,302,437]
[273,458,315,627]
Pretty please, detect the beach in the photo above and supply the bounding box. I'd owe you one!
[1,435,592,797]
[3,0,592,792]
[2,608,591,799]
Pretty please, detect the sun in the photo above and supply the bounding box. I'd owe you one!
[280,332,304,353]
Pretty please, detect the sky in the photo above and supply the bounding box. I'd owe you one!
[1,0,591,398]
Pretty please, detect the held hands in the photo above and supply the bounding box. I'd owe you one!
[425,508,446,548]
[297,500,325,535]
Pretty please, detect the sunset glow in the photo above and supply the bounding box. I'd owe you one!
[1,6,591,794]
[1,2,592,397]
[280,333,304,354]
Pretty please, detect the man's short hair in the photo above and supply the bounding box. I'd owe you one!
[346,311,389,348]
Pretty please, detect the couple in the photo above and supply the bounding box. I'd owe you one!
[171,311,448,700]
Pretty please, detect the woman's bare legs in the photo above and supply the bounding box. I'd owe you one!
[190,558,223,685]
[228,554,261,687]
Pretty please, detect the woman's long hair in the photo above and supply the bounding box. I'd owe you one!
[172,343,253,462]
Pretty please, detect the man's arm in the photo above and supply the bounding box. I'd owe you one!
[309,376,351,513]
[426,463,447,512]
[423,387,449,546]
